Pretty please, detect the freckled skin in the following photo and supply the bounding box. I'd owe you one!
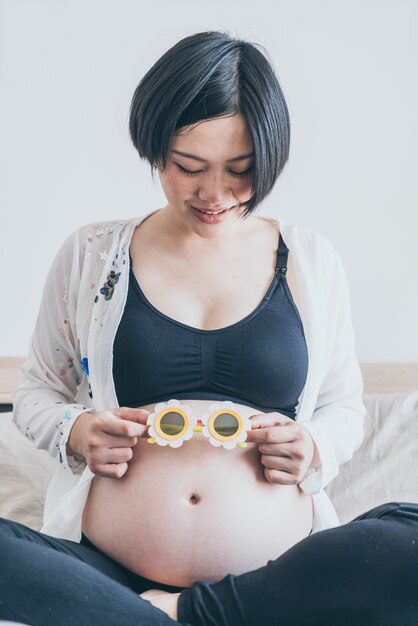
[156,113,255,241]
[163,168,183,190]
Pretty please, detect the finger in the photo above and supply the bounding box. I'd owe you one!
[103,446,135,464]
[260,455,308,484]
[260,454,298,472]
[246,426,297,445]
[96,433,139,449]
[257,442,295,456]
[249,413,293,430]
[87,445,134,466]
[100,416,149,439]
[263,468,299,485]
[93,462,128,479]
[114,407,151,425]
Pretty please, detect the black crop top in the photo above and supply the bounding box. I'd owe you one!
[112,233,309,419]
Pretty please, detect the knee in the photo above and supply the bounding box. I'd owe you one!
[351,501,418,523]
[0,518,36,580]
[0,516,29,540]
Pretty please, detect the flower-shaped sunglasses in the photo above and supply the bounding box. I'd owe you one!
[146,399,251,450]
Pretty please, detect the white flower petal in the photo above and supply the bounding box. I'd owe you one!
[222,440,237,450]
[201,413,210,426]
[209,403,222,413]
[148,426,157,438]
[147,414,156,426]
[202,426,210,437]
[209,437,222,447]
[155,435,169,446]
[167,399,180,407]
[154,402,168,413]
[169,439,184,448]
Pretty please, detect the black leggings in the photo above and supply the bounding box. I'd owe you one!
[0,502,417,626]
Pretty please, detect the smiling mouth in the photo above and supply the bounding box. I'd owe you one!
[192,206,233,215]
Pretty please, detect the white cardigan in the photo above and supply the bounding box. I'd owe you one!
[13,210,366,541]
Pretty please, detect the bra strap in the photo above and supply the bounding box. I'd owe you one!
[275,233,289,275]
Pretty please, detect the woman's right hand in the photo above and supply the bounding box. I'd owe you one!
[66,407,150,478]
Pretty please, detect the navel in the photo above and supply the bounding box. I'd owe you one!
[189,493,201,505]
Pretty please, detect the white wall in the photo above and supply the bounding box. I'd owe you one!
[1,0,417,362]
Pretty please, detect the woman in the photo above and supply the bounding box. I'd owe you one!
[2,31,417,626]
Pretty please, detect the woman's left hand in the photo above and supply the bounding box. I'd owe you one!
[246,413,320,485]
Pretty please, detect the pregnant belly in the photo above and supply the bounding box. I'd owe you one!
[81,400,313,587]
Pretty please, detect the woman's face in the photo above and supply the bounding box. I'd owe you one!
[157,113,255,236]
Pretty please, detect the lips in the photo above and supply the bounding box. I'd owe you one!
[191,206,233,213]
[190,205,233,224]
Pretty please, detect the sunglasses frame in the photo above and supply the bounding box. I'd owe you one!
[146,400,251,449]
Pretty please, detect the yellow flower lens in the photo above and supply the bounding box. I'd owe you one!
[155,408,189,440]
[208,409,242,441]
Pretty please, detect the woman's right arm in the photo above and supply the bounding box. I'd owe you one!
[13,227,151,478]
[12,228,93,474]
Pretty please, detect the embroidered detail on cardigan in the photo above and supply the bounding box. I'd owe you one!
[80,357,89,376]
[58,327,69,342]
[80,358,92,397]
[58,356,76,378]
[100,270,121,301]
[95,226,114,239]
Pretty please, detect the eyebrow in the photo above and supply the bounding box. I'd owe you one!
[170,149,254,163]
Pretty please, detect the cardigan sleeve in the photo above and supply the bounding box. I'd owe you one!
[298,246,366,495]
[12,228,93,475]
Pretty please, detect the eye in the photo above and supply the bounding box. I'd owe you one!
[175,164,202,176]
[230,167,253,178]
[175,163,254,178]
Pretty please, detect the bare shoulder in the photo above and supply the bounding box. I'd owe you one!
[246,214,280,248]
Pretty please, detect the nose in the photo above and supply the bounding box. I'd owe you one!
[196,172,234,208]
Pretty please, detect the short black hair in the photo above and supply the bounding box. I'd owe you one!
[129,31,290,217]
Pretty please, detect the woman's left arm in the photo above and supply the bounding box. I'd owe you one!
[297,251,366,494]
[248,249,366,493]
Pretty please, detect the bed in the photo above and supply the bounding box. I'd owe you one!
[1,357,417,530]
